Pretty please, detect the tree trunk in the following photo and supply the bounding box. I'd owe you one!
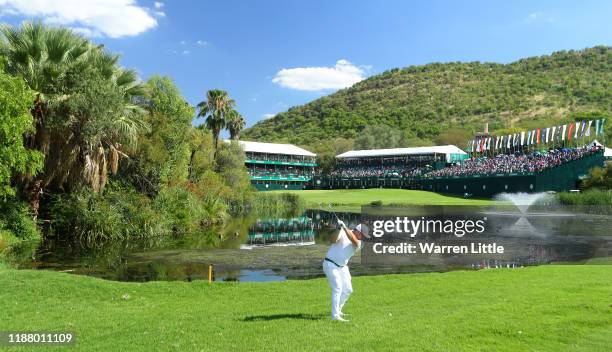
[29,180,43,221]
[188,149,197,181]
[25,94,46,220]
[213,128,220,159]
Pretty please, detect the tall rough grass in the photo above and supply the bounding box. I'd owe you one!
[48,182,234,245]
[50,186,172,245]
[250,192,304,218]
[557,189,612,205]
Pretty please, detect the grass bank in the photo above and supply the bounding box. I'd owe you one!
[2,265,611,351]
[272,189,494,210]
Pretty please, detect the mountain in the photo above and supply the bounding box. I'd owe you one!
[242,46,611,150]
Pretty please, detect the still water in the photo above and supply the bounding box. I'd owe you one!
[9,208,612,282]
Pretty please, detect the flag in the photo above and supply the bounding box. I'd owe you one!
[466,140,472,152]
[574,121,579,139]
[585,120,592,137]
[580,121,586,137]
[531,130,536,145]
[600,119,606,135]
[536,128,541,144]
[567,123,574,140]
[562,124,567,141]
[520,131,525,145]
[514,133,519,146]
[487,137,492,150]
[495,136,500,149]
[527,131,532,146]
[507,134,511,148]
[551,126,557,142]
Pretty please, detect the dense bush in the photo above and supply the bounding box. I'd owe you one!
[154,184,228,234]
[49,185,171,244]
[0,199,40,248]
[581,164,612,190]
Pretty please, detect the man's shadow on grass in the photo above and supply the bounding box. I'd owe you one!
[242,313,326,322]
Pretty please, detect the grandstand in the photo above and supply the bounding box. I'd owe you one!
[309,144,605,196]
[420,145,604,196]
[236,141,317,190]
[317,145,467,189]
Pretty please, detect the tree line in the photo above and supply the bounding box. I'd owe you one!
[0,22,258,246]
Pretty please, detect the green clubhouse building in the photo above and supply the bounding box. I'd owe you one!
[236,141,317,190]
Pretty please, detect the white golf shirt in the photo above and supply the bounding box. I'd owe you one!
[325,228,362,266]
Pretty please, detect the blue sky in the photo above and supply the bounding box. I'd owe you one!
[1,0,611,132]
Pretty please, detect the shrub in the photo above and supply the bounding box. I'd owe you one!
[0,199,40,246]
[154,184,228,235]
[49,184,171,244]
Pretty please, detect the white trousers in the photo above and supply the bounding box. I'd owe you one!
[323,260,353,319]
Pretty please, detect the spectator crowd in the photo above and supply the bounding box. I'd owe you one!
[425,146,601,178]
[330,164,428,178]
[326,146,601,179]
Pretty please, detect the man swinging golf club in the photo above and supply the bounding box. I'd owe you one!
[323,220,369,322]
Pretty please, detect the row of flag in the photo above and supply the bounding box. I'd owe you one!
[467,119,606,153]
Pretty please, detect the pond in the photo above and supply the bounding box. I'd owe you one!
[8,208,612,282]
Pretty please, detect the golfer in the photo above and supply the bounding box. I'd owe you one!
[323,220,369,322]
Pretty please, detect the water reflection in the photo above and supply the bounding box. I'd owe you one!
[6,207,611,282]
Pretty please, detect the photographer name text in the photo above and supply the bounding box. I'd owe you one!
[372,242,504,254]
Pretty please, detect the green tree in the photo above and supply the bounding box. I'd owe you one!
[581,164,612,190]
[0,63,42,199]
[225,109,246,140]
[0,22,148,211]
[196,89,235,153]
[123,75,194,194]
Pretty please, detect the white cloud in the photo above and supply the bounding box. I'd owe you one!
[263,113,276,119]
[526,12,555,23]
[272,59,365,91]
[180,40,187,45]
[0,0,158,38]
[196,40,207,46]
[181,50,190,55]
[154,1,163,8]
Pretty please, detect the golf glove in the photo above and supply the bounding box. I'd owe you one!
[337,220,345,228]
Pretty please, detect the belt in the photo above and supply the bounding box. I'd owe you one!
[324,257,344,268]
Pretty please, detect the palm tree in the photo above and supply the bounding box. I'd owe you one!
[196,89,235,154]
[0,22,148,214]
[225,109,246,140]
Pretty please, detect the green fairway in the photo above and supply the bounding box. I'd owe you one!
[2,265,611,351]
[274,189,495,209]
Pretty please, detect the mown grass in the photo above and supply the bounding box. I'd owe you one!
[273,189,495,210]
[1,265,611,351]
